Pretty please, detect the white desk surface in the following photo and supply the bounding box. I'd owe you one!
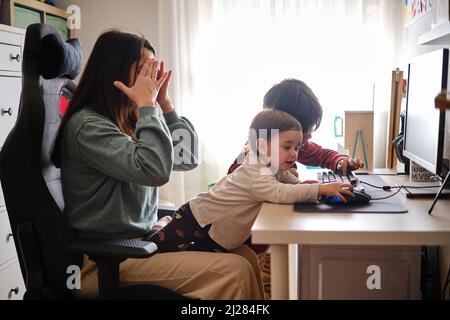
[252,174,450,246]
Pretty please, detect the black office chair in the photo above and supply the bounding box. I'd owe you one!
[0,24,184,300]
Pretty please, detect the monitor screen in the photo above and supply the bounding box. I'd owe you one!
[404,49,448,175]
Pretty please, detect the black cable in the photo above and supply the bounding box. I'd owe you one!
[359,181,442,201]
[398,185,441,189]
[360,180,441,190]
[369,186,405,200]
[360,181,395,190]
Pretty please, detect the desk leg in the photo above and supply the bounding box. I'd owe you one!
[288,244,299,300]
[271,244,289,300]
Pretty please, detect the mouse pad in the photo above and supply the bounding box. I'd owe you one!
[294,174,408,214]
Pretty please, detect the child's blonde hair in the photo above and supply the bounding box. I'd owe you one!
[249,109,302,152]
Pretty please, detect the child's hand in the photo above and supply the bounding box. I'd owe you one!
[289,167,299,177]
[147,215,173,237]
[337,158,364,175]
[318,183,354,203]
[156,215,172,228]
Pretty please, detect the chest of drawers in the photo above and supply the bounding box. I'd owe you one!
[0,23,25,300]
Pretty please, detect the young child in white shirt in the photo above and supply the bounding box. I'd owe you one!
[146,109,354,252]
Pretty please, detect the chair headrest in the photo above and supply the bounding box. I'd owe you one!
[39,32,82,80]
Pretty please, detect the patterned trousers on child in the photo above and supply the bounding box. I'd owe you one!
[145,202,227,253]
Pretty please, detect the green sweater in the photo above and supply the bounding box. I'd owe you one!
[60,107,197,239]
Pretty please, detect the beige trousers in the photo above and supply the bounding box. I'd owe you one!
[77,245,265,300]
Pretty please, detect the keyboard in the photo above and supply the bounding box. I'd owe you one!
[317,171,365,192]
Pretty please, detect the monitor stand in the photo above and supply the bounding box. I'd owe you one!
[429,170,450,215]
[403,185,450,198]
[402,175,450,198]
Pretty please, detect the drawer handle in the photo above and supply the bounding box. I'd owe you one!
[10,53,21,63]
[1,108,13,116]
[10,287,19,296]
[7,233,13,241]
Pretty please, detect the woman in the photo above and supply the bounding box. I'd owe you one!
[53,30,263,300]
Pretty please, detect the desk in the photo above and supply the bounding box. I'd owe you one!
[251,175,450,300]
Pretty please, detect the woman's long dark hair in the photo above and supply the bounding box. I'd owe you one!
[52,30,155,167]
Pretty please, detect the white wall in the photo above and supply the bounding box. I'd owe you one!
[396,4,450,298]
[55,0,159,73]
[397,4,450,155]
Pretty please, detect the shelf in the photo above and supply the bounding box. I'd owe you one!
[0,0,71,40]
[418,22,450,45]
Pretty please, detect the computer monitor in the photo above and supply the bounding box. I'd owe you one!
[403,49,448,177]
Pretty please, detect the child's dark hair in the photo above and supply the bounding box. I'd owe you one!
[263,79,322,133]
[249,109,302,142]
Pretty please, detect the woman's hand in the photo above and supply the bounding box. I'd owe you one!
[156,61,174,113]
[318,183,354,203]
[114,58,169,108]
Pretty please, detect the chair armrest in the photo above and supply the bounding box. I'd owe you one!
[68,238,157,260]
[69,239,158,299]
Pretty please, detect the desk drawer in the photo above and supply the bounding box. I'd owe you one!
[0,259,25,300]
[0,76,20,148]
[0,211,17,266]
[0,43,22,72]
[299,245,421,300]
[0,29,23,47]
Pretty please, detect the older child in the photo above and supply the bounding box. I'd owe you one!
[146,110,353,252]
[228,79,364,176]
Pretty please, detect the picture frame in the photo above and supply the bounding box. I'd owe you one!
[404,0,433,27]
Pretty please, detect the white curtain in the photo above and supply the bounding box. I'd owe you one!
[156,0,203,206]
[156,0,402,205]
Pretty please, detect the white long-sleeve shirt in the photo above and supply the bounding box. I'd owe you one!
[190,156,319,250]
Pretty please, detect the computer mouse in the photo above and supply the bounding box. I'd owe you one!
[325,190,372,205]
